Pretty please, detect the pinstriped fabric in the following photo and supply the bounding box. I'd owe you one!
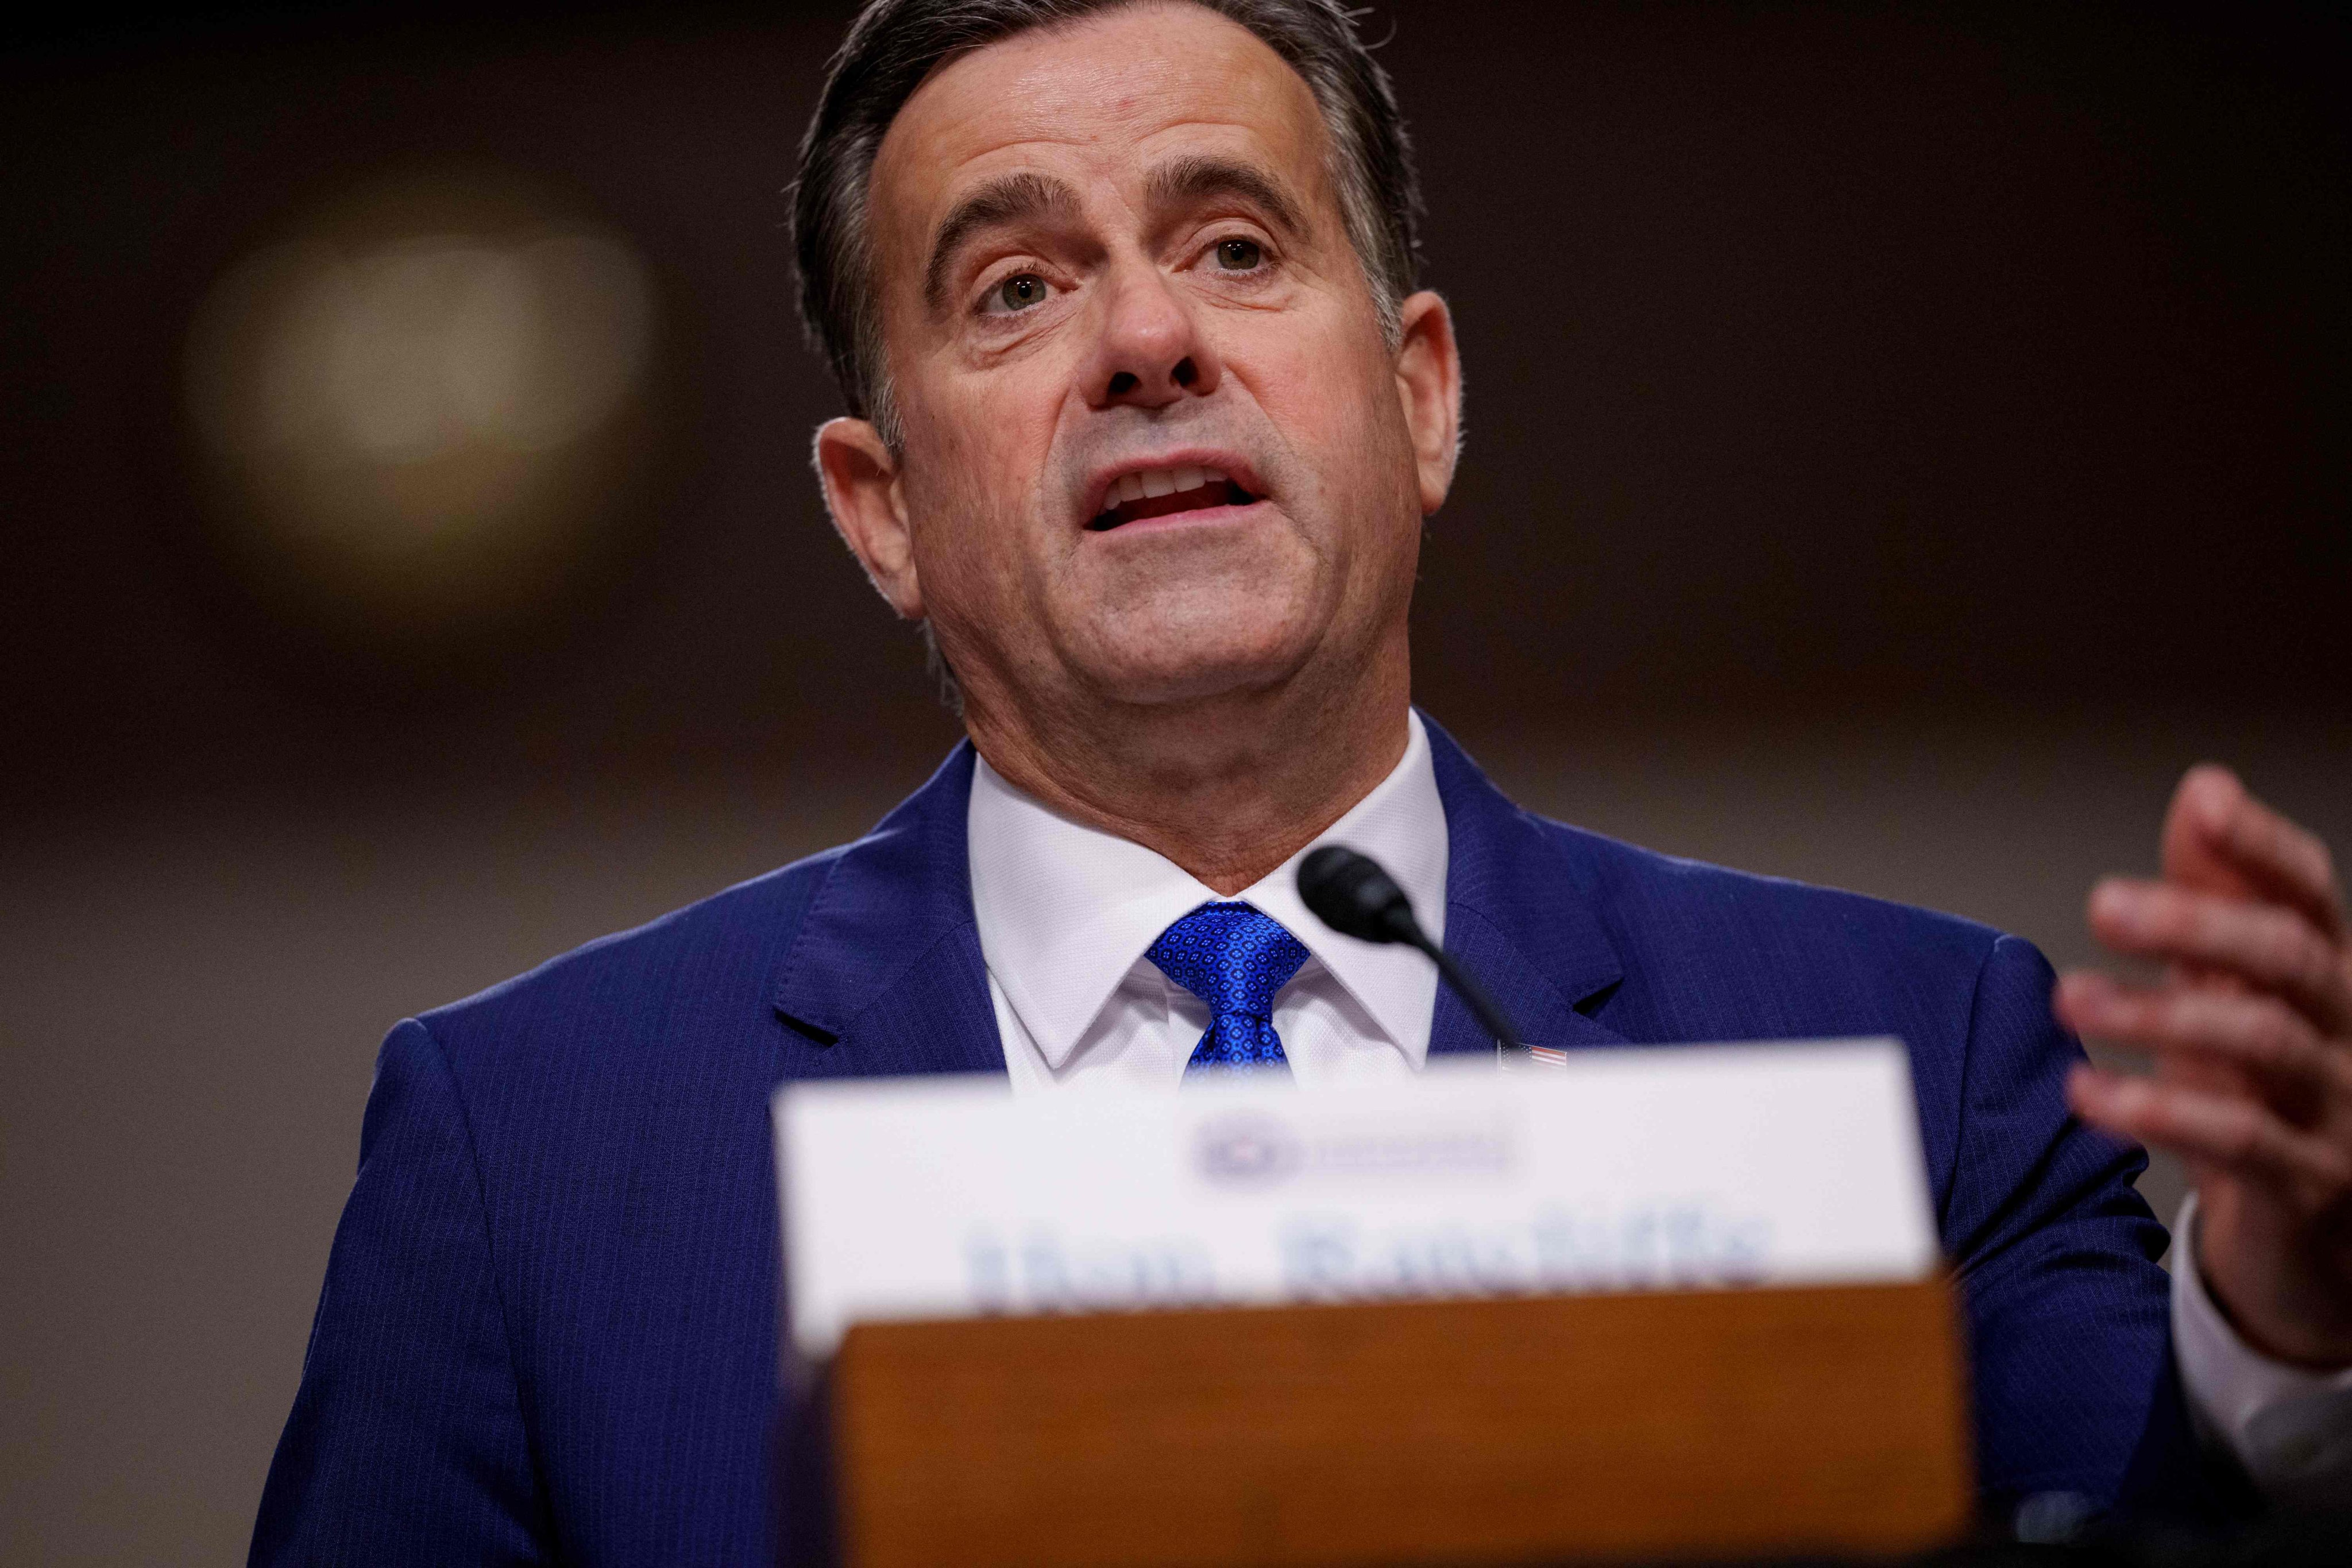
[1146,902,1310,1073]
[252,723,2231,1566]
[249,1020,549,1566]
[1430,716,2214,1512]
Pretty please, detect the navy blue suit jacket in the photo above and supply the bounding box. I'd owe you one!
[252,719,2223,1565]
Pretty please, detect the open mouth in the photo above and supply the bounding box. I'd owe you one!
[1087,465,1260,531]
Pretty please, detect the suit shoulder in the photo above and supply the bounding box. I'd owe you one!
[412,841,851,1051]
[1532,814,2006,994]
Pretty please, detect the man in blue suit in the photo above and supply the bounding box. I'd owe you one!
[252,1,2352,1561]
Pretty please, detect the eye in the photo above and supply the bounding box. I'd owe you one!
[1213,238,1264,272]
[991,273,1051,313]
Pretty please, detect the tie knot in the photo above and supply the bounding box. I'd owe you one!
[1147,902,1311,1022]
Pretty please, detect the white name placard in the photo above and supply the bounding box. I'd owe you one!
[774,1038,1937,1360]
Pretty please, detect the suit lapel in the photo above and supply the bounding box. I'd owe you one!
[770,744,1007,1079]
[768,721,1624,1075]
[1423,715,1628,1058]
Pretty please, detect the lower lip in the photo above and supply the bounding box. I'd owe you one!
[1089,497,1267,536]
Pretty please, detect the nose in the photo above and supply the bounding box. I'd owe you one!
[1082,258,1223,411]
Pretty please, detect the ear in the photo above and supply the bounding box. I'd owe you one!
[813,417,924,619]
[1392,290,1462,515]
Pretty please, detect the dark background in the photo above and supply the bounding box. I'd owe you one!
[3,3,2347,1562]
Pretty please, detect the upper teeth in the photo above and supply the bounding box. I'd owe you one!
[1110,466,1227,507]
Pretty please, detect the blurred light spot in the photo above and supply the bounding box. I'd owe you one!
[226,234,650,463]
[185,173,662,648]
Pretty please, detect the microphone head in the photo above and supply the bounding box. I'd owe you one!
[1297,844,1423,947]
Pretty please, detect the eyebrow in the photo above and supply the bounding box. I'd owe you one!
[920,154,1315,314]
[1144,154,1308,238]
[922,171,1080,310]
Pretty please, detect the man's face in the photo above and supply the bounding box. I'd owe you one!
[835,1,1456,729]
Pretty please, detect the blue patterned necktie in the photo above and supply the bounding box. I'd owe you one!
[1147,902,1311,1076]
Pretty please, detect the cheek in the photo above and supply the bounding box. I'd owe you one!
[1248,312,1416,509]
[897,364,1067,592]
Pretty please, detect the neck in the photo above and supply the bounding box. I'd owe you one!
[963,642,1412,897]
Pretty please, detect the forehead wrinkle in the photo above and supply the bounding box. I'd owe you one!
[921,169,1082,311]
[905,117,1323,310]
[870,3,1345,360]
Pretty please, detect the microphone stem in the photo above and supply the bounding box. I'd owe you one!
[1408,932,1524,1051]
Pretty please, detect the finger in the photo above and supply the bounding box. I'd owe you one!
[2162,763,2345,941]
[2068,1065,2352,1191]
[2088,879,2352,1034]
[2054,971,2351,1105]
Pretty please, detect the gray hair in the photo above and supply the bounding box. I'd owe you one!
[789,0,1423,449]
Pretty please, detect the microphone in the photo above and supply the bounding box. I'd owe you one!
[1297,845,1526,1055]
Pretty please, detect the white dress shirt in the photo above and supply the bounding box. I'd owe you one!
[970,711,1447,1091]
[965,708,2349,1502]
[2169,1195,2352,1504]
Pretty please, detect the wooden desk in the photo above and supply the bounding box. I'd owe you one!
[816,1279,1972,1567]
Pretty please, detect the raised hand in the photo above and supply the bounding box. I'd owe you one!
[2056,763,2352,1368]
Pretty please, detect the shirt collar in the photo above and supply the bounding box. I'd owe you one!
[967,712,1449,1072]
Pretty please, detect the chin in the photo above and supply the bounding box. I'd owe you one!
[1072,617,1317,708]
